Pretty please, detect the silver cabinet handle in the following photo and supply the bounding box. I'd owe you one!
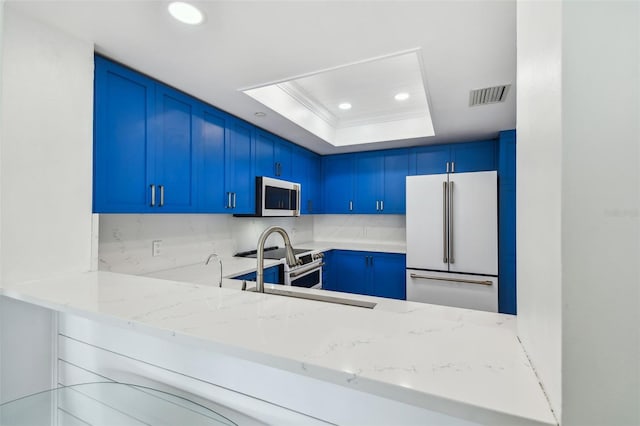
[150,184,156,207]
[232,192,236,209]
[409,273,493,286]
[376,200,380,211]
[349,200,353,211]
[449,181,454,264]
[451,161,455,173]
[446,162,449,173]
[380,200,384,211]
[226,192,231,209]
[442,181,448,263]
[159,185,164,207]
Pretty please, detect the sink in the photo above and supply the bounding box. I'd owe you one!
[247,286,376,309]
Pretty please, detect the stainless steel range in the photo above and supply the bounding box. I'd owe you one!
[235,246,324,289]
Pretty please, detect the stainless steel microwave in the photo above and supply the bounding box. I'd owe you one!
[246,176,301,217]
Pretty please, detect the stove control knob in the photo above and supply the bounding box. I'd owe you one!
[313,252,324,260]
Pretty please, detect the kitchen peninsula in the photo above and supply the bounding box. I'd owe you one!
[1,270,555,426]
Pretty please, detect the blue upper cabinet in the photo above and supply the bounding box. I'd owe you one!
[354,153,382,213]
[412,145,450,175]
[410,140,496,175]
[153,85,198,212]
[292,147,321,214]
[254,129,276,178]
[95,57,197,213]
[255,130,293,179]
[94,57,156,213]
[225,119,254,214]
[381,150,409,213]
[274,138,293,180]
[325,149,408,214]
[322,154,355,213]
[197,105,228,212]
[450,140,497,173]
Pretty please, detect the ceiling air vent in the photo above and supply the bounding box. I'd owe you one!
[469,84,510,106]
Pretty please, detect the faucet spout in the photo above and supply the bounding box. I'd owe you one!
[205,253,223,287]
[256,226,298,293]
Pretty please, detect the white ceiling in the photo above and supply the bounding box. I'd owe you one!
[245,50,435,146]
[7,0,516,155]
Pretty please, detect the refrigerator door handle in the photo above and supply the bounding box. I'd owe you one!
[442,181,448,264]
[409,273,493,286]
[449,180,454,264]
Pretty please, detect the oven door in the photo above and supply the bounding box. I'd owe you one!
[286,263,323,289]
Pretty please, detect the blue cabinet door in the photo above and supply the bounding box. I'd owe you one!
[322,155,355,213]
[292,147,321,214]
[154,85,197,212]
[331,250,368,295]
[451,140,496,173]
[254,130,276,178]
[321,250,333,289]
[306,152,321,213]
[197,105,228,212]
[354,154,382,213]
[371,253,406,300]
[274,138,293,179]
[381,150,409,214]
[225,119,254,213]
[411,145,450,175]
[93,57,155,213]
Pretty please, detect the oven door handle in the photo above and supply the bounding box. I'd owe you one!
[289,262,325,278]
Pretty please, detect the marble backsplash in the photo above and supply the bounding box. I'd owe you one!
[312,214,406,244]
[98,214,406,275]
[98,214,314,275]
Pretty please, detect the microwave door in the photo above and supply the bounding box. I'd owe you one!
[264,186,290,210]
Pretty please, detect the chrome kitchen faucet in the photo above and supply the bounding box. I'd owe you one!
[256,226,300,293]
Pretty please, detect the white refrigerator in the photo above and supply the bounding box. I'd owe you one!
[405,171,499,312]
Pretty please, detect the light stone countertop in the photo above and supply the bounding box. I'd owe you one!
[1,269,556,426]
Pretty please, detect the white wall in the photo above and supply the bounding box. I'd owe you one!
[516,0,563,415]
[0,7,93,403]
[0,7,94,284]
[517,1,640,424]
[560,2,639,425]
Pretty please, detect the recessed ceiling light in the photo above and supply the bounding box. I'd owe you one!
[168,2,204,25]
[394,92,410,101]
[254,112,266,117]
[338,102,352,110]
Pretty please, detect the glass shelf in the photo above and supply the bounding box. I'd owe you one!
[0,382,237,426]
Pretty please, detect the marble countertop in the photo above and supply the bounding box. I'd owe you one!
[1,270,555,426]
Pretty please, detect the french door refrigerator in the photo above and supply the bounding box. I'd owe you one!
[406,171,498,312]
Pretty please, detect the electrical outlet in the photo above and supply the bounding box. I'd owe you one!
[152,240,162,257]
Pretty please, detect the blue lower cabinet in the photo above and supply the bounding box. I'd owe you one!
[331,250,369,295]
[370,252,406,300]
[325,250,406,300]
[233,265,282,284]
